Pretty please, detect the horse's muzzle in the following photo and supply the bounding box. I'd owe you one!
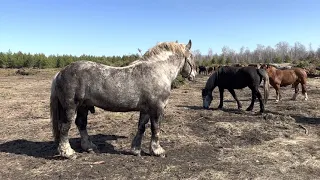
[203,105,209,109]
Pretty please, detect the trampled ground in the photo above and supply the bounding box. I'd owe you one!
[1,69,320,180]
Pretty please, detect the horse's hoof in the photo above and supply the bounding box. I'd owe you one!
[60,152,77,160]
[159,153,166,158]
[58,144,77,159]
[131,148,141,157]
[246,108,253,111]
[88,148,99,154]
[150,143,166,157]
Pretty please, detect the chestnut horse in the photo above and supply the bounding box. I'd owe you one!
[260,64,308,102]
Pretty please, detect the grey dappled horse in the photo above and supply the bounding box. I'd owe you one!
[50,40,196,159]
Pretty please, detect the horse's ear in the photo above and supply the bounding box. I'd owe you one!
[186,39,192,50]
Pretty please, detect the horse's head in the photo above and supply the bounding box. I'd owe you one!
[180,40,196,81]
[261,64,276,76]
[202,88,213,109]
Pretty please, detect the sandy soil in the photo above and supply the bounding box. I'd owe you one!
[0,69,320,180]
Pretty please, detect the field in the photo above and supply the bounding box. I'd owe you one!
[1,69,320,180]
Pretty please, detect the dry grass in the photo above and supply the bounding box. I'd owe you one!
[0,69,320,179]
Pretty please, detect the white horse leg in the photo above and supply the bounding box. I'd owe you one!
[58,109,76,159]
[149,103,167,157]
[304,92,308,101]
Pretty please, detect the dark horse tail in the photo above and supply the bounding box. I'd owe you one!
[50,73,65,143]
[257,69,270,104]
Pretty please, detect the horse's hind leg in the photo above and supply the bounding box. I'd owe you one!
[58,108,77,159]
[75,106,97,153]
[291,82,300,100]
[228,89,242,109]
[131,111,150,156]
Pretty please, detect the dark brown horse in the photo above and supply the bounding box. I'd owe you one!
[260,64,308,102]
[207,67,214,75]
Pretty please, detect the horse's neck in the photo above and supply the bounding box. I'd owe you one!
[206,73,217,92]
[268,69,277,79]
[147,53,185,81]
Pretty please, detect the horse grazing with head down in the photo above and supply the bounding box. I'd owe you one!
[202,66,270,113]
[50,40,196,159]
[260,64,308,102]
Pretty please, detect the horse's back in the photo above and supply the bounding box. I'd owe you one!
[275,67,307,86]
[218,66,260,88]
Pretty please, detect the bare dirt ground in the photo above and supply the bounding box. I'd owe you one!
[1,69,320,180]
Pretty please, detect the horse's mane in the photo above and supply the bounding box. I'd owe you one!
[142,42,186,60]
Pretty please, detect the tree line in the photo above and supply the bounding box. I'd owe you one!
[0,41,319,69]
[0,50,140,68]
[195,41,320,68]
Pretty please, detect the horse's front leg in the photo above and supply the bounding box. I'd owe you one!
[75,106,98,153]
[131,111,150,156]
[228,89,242,109]
[218,88,224,109]
[149,107,166,157]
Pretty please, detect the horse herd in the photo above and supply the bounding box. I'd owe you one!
[50,40,308,159]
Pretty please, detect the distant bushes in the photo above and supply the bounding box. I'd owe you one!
[171,75,186,89]
[0,50,140,69]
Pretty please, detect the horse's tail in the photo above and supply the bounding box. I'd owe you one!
[257,69,270,105]
[50,73,64,143]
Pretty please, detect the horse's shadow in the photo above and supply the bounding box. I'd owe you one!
[0,134,133,159]
[264,110,320,125]
[177,105,263,116]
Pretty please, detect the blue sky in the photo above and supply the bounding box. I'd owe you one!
[0,0,319,56]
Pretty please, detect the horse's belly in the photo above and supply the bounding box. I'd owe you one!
[90,96,140,112]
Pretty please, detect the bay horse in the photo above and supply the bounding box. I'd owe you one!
[260,64,308,102]
[202,66,270,113]
[50,40,196,159]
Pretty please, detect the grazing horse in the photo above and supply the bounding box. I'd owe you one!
[207,67,214,75]
[198,66,207,75]
[50,40,196,159]
[202,66,270,113]
[260,64,308,102]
